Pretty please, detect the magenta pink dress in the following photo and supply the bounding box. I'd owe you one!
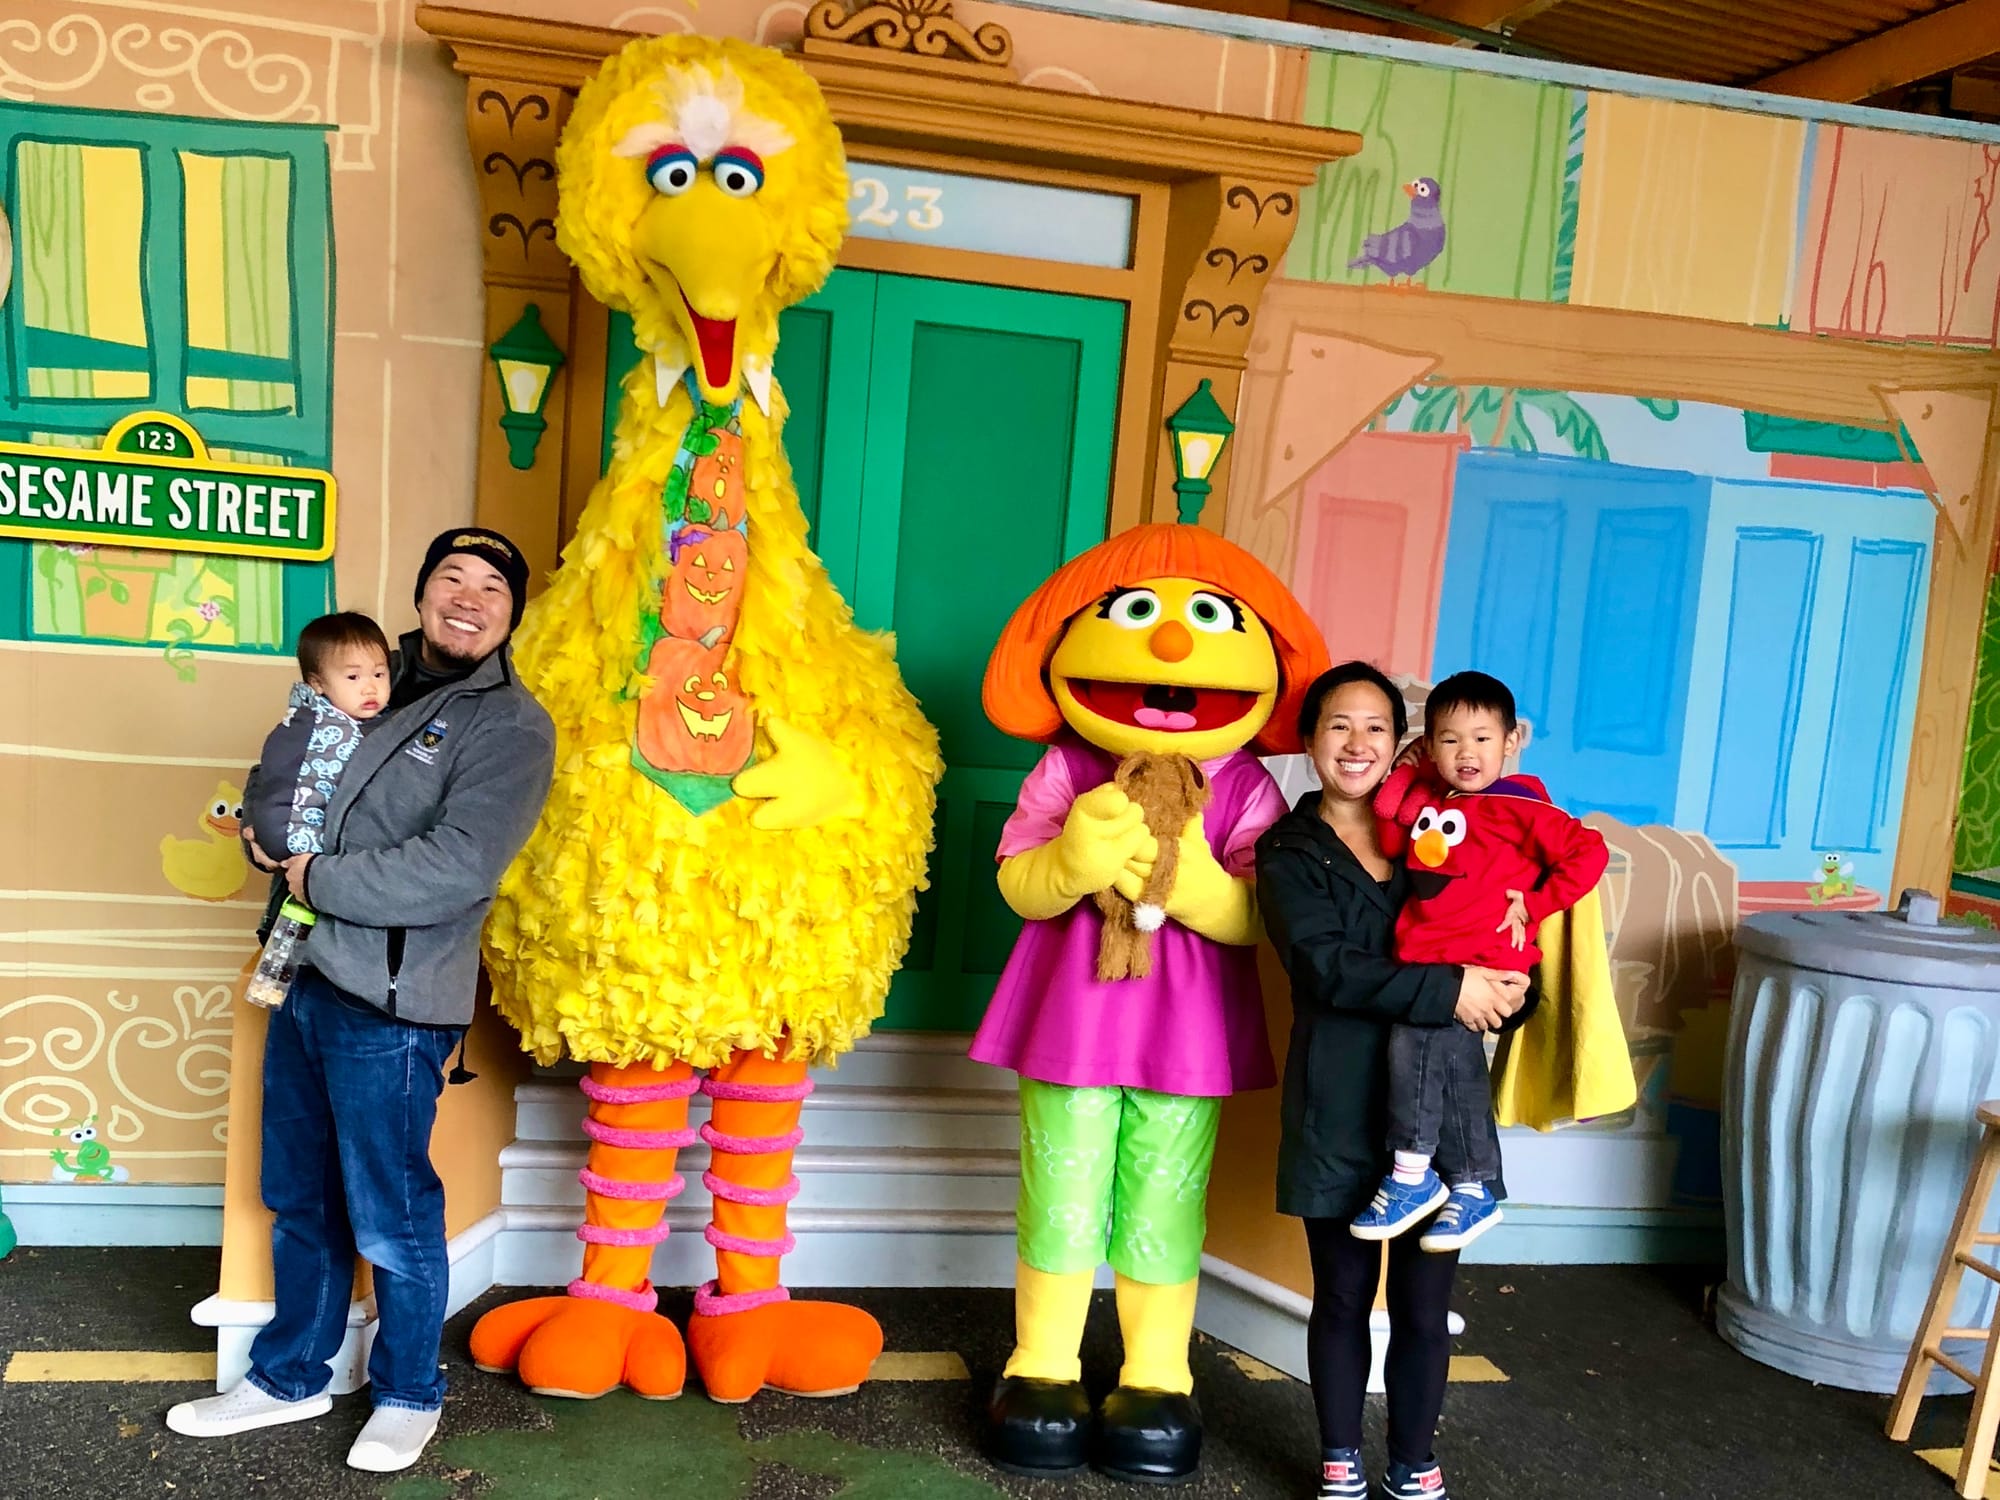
[968,738,1284,1098]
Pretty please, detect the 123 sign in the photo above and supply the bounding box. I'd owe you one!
[0,412,336,562]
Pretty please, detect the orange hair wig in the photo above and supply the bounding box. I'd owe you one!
[982,523,1331,756]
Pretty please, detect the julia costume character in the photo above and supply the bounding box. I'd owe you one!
[971,523,1329,1484]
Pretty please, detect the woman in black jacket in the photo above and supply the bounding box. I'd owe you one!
[1255,662,1529,1500]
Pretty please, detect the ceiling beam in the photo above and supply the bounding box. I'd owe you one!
[1407,0,1569,32]
[1754,0,2000,103]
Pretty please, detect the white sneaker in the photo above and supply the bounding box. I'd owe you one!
[346,1404,442,1473]
[165,1382,332,1437]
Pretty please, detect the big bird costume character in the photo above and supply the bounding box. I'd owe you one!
[973,525,1329,1483]
[469,35,942,1405]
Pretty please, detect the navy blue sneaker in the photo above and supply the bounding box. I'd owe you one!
[1419,1185,1502,1252]
[1318,1447,1367,1499]
[1348,1170,1449,1240]
[1381,1458,1448,1497]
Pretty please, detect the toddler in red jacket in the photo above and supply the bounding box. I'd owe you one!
[1350,671,1608,1253]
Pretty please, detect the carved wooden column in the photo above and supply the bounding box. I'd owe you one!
[459,75,575,596]
[1152,176,1307,530]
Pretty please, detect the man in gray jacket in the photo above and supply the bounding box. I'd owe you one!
[168,528,554,1474]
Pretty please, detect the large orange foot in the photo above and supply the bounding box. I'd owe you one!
[687,1288,883,1403]
[470,1290,686,1399]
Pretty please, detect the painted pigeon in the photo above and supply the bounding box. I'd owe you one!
[1348,177,1446,284]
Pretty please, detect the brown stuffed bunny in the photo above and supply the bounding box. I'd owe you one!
[1094,752,1211,981]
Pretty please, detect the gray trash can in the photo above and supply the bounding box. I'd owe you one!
[1718,896,2000,1393]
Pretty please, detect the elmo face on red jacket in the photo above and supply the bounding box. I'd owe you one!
[1375,764,1610,974]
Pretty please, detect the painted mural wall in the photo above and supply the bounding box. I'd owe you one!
[0,0,1302,1197]
[1211,49,2000,1288]
[3,2,1997,1305]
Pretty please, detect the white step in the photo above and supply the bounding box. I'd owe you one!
[490,1203,1023,1289]
[512,1080,1021,1151]
[499,1139,1020,1214]
[529,1030,1014,1095]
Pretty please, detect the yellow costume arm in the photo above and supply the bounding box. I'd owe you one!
[731,717,864,831]
[1160,815,1260,947]
[997,784,1151,921]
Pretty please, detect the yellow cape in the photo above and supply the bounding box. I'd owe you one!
[1490,887,1637,1132]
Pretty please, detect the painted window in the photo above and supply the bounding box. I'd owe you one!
[0,105,333,670]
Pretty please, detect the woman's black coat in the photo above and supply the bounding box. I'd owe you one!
[1257,792,1477,1222]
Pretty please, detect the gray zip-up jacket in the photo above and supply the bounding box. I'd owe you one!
[245,630,554,1027]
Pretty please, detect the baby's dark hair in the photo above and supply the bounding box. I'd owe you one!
[297,611,391,682]
[1426,670,1517,736]
[1297,661,1409,745]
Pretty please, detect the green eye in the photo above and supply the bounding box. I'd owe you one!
[1186,591,1234,633]
[1106,590,1161,629]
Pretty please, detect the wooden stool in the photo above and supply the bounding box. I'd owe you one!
[1891,1101,2000,1498]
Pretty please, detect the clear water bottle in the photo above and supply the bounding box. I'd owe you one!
[244,900,316,1010]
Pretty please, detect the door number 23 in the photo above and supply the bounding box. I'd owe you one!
[852,177,944,232]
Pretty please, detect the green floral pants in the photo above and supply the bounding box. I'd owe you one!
[1015,1079,1221,1285]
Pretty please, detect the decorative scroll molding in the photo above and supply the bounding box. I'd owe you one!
[0,6,386,170]
[466,80,571,292]
[1171,180,1300,370]
[802,0,1015,79]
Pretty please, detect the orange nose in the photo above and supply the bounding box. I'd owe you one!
[1149,621,1194,662]
[1412,829,1450,868]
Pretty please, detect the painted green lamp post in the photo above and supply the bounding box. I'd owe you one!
[1165,378,1235,526]
[0,1185,15,1259]
[490,304,566,471]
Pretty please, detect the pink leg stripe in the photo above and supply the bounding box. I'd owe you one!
[568,1277,659,1313]
[702,1169,801,1207]
[700,1122,805,1156]
[705,1224,797,1258]
[693,1278,791,1318]
[580,1072,702,1104]
[577,1221,674,1247]
[578,1167,686,1202]
[701,1076,815,1103]
[583,1117,700,1151]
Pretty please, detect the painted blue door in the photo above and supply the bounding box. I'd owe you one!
[1674,480,1932,895]
[1434,450,1708,826]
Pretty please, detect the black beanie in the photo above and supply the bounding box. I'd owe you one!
[414,527,530,628]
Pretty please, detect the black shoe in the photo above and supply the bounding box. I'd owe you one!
[1092,1385,1202,1484]
[986,1375,1091,1477]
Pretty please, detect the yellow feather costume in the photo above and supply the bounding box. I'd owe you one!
[481,35,942,1071]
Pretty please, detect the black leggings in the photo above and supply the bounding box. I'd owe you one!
[1303,1217,1459,1467]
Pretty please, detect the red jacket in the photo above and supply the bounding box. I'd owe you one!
[1373,762,1609,974]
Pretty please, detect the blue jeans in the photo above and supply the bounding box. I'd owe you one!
[247,967,460,1411]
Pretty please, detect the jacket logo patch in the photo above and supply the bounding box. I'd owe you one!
[405,717,449,765]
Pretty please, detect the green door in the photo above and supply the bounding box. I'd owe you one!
[604,270,1125,1031]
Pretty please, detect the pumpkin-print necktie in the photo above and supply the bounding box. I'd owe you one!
[632,370,752,814]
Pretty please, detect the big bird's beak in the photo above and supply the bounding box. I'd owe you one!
[633,185,777,405]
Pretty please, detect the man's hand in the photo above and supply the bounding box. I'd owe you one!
[1497,889,1530,950]
[245,832,281,874]
[281,853,313,901]
[1454,966,1528,1031]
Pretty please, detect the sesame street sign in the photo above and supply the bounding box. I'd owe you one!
[0,411,336,562]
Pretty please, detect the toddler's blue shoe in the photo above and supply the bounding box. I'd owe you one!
[1380,1458,1448,1497]
[1418,1185,1502,1252]
[1348,1170,1448,1240]
[1318,1447,1367,1499]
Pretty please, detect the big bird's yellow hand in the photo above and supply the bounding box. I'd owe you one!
[1157,813,1260,946]
[998,784,1155,921]
[732,718,864,831]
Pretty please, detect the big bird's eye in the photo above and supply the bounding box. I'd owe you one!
[646,146,698,196]
[1102,589,1162,629]
[210,799,230,818]
[711,149,765,198]
[1184,591,1239,633]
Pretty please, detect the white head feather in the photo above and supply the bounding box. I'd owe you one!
[612,63,794,165]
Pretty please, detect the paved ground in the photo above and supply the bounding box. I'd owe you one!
[0,1246,1976,1498]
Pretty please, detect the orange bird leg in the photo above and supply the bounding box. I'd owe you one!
[685,1049,883,1402]
[467,1060,698,1398]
